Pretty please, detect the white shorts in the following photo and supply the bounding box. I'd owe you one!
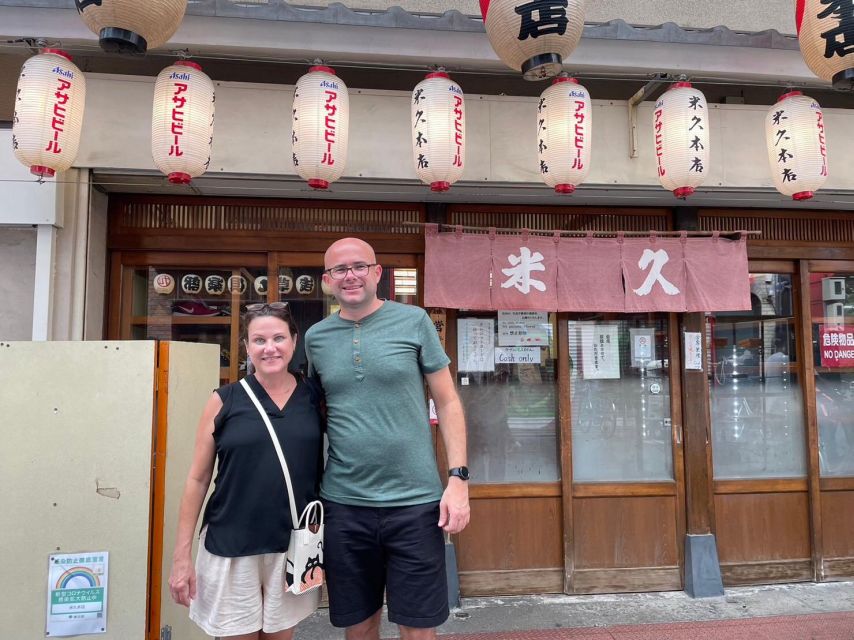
[189,528,320,637]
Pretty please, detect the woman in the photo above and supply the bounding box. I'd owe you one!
[169,302,324,640]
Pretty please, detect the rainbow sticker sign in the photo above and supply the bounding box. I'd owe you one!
[47,552,109,636]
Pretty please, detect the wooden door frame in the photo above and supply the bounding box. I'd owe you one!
[802,260,854,581]
[564,313,683,594]
[710,260,814,585]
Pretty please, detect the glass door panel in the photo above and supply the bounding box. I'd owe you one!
[129,265,268,384]
[809,272,854,477]
[568,315,673,482]
[456,312,559,483]
[707,273,806,479]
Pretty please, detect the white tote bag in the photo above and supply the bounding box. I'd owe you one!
[240,379,325,595]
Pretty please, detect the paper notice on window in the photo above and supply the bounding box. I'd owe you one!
[498,311,550,346]
[630,328,656,367]
[684,332,703,370]
[47,551,109,636]
[495,346,541,365]
[580,323,621,379]
[457,318,495,372]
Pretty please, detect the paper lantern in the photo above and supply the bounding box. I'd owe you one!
[765,91,829,201]
[796,0,854,90]
[12,50,86,179]
[411,72,466,192]
[278,274,293,294]
[537,76,592,194]
[75,0,188,54]
[205,275,225,295]
[254,276,269,296]
[228,276,247,294]
[296,275,315,295]
[151,60,215,185]
[480,0,586,80]
[652,82,711,199]
[153,273,175,295]
[181,273,202,294]
[292,66,350,190]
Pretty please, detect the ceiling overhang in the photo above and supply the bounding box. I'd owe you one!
[91,170,854,211]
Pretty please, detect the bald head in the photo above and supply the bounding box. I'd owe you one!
[324,237,377,269]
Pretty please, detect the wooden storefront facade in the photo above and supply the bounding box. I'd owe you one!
[106,194,854,596]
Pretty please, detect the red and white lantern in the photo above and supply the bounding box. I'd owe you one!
[480,0,586,80]
[411,72,465,192]
[765,91,829,201]
[292,66,350,190]
[12,49,86,179]
[151,60,215,185]
[652,82,710,199]
[537,76,592,194]
[75,0,188,54]
[796,0,854,90]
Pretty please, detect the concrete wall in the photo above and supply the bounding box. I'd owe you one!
[0,130,61,226]
[76,74,854,194]
[0,227,35,339]
[305,0,797,34]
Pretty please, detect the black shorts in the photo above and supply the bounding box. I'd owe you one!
[323,500,449,629]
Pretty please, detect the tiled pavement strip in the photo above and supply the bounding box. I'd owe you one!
[435,612,854,639]
[297,581,854,639]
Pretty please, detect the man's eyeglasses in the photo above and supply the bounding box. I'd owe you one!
[325,263,378,280]
[245,301,289,312]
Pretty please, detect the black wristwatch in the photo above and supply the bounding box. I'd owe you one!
[448,466,470,481]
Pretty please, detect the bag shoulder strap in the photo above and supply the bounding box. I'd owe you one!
[240,378,300,525]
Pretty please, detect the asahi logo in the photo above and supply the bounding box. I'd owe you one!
[169,72,191,81]
[567,90,586,98]
[52,66,74,79]
[319,80,339,90]
[448,85,463,95]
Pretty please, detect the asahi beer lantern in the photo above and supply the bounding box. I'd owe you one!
[153,273,175,295]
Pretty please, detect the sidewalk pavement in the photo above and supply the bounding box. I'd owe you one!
[297,581,854,639]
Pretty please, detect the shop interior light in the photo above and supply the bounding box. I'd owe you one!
[151,60,216,185]
[411,71,466,192]
[653,81,711,199]
[75,0,188,54]
[764,90,829,201]
[796,0,854,91]
[12,49,86,179]
[480,0,586,80]
[292,65,350,190]
[537,75,592,194]
[393,269,418,296]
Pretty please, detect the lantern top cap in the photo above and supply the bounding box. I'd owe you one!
[552,75,578,85]
[174,60,202,71]
[426,71,450,79]
[778,90,804,101]
[670,81,693,89]
[309,65,336,75]
[41,48,72,62]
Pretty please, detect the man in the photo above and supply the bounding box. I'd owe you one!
[305,237,469,640]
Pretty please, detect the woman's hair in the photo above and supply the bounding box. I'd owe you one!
[242,303,299,342]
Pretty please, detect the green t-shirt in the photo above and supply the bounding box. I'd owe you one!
[305,301,450,507]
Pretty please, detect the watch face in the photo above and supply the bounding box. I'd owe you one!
[451,466,470,480]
